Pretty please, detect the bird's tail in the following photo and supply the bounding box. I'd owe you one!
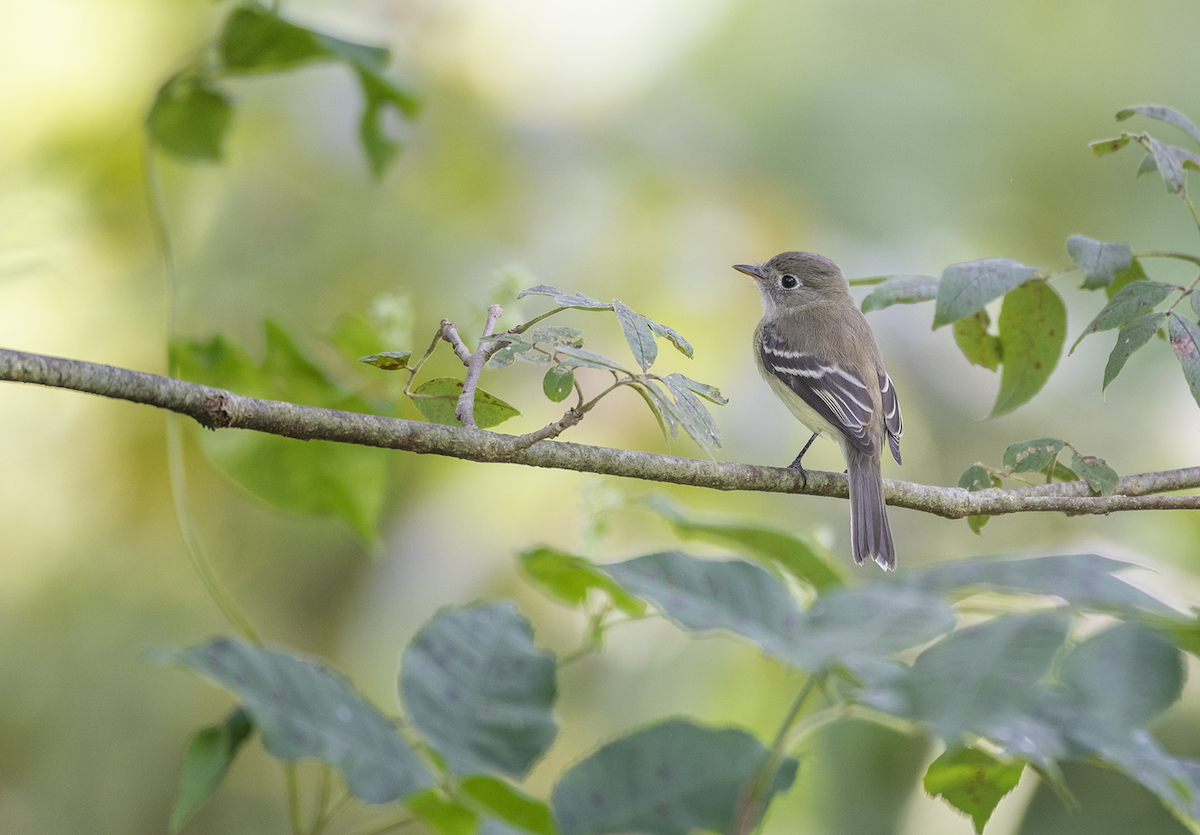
[846,447,896,570]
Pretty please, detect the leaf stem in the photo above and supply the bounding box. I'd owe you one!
[733,673,825,835]
[286,763,304,835]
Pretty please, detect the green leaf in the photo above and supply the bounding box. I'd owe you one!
[661,374,722,453]
[169,708,253,832]
[1062,623,1184,729]
[147,74,232,162]
[953,310,1002,371]
[552,346,630,374]
[1001,438,1064,474]
[910,611,1071,741]
[1168,314,1200,409]
[666,373,727,405]
[637,382,680,441]
[400,602,557,779]
[517,285,612,311]
[892,554,1180,619]
[411,378,521,428]
[923,747,1024,835]
[612,300,657,371]
[526,326,584,346]
[1070,451,1118,496]
[157,639,431,804]
[1106,256,1148,299]
[599,552,805,661]
[1116,104,1200,145]
[171,323,391,540]
[551,719,796,835]
[958,464,995,492]
[354,64,419,178]
[1146,137,1200,194]
[647,498,843,591]
[966,515,989,535]
[860,275,939,312]
[1089,136,1132,156]
[461,776,558,835]
[360,351,413,370]
[990,281,1066,417]
[408,790,478,835]
[933,258,1038,329]
[645,318,694,359]
[784,585,957,674]
[542,366,575,402]
[1137,151,1160,178]
[519,548,646,617]
[1066,235,1133,290]
[1104,312,1166,392]
[219,5,335,73]
[1071,280,1176,353]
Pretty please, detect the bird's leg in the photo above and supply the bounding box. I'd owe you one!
[787,432,818,488]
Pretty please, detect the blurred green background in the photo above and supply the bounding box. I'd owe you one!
[3,0,1200,833]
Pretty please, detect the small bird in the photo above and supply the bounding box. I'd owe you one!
[734,252,903,569]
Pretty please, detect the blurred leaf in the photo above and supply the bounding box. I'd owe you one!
[645,318,694,359]
[923,747,1024,835]
[158,639,431,804]
[600,551,804,661]
[220,5,336,72]
[519,548,646,617]
[1146,137,1200,194]
[1068,727,1199,825]
[860,275,939,312]
[1066,235,1133,290]
[990,281,1066,417]
[461,776,558,835]
[1071,452,1118,496]
[1002,438,1064,474]
[355,64,419,177]
[553,346,630,374]
[542,366,575,402]
[1168,314,1200,409]
[661,374,722,452]
[518,285,613,311]
[613,300,657,371]
[891,554,1180,618]
[170,708,253,833]
[1041,459,1078,483]
[1071,280,1175,352]
[966,515,989,535]
[360,350,413,370]
[400,602,557,779]
[1137,152,1160,178]
[953,310,1002,371]
[1062,624,1184,729]
[648,498,841,590]
[489,341,536,369]
[147,74,232,162]
[1104,312,1166,392]
[1089,136,1132,156]
[636,382,680,441]
[665,373,728,405]
[1117,104,1200,145]
[1107,256,1149,299]
[411,378,520,428]
[408,790,478,835]
[328,313,385,365]
[171,323,390,540]
[551,719,796,835]
[1193,292,1200,320]
[910,612,1071,741]
[933,258,1038,329]
[785,585,957,673]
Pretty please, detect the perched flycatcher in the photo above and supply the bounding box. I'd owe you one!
[734,252,903,570]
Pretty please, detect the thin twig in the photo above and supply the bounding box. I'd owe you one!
[454,304,504,427]
[4,347,1200,518]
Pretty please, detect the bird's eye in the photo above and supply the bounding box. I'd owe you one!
[780,274,799,289]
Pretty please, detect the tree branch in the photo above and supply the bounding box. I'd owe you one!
[3,347,1198,518]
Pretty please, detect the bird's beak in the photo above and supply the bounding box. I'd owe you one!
[732,263,762,279]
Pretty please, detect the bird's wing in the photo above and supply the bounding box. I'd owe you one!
[759,325,875,456]
[878,369,903,465]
